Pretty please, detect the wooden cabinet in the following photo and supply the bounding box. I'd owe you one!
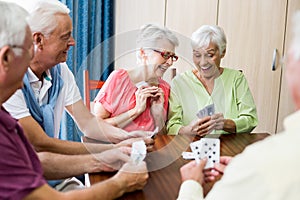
[115,0,299,134]
[217,0,287,133]
[277,0,300,132]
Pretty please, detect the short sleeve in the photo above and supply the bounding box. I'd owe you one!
[94,69,131,114]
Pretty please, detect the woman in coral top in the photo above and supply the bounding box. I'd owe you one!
[93,24,179,133]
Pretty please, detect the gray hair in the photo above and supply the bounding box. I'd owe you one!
[291,11,300,60]
[191,25,227,54]
[20,0,70,37]
[136,24,179,49]
[0,1,28,52]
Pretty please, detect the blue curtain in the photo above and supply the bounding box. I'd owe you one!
[59,0,115,141]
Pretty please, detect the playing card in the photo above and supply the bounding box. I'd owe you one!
[135,81,149,89]
[131,140,147,165]
[181,151,196,160]
[190,138,220,169]
[196,104,215,118]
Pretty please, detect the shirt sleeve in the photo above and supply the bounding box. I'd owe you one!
[204,143,270,200]
[177,180,204,200]
[60,63,82,106]
[0,127,46,199]
[93,70,126,114]
[2,89,31,119]
[233,73,258,133]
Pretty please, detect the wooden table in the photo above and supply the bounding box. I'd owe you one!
[86,133,270,200]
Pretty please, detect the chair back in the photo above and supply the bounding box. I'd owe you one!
[83,70,105,111]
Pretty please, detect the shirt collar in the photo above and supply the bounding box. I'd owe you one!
[27,68,52,83]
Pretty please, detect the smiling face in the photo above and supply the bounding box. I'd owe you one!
[193,42,224,79]
[142,39,176,79]
[36,13,75,69]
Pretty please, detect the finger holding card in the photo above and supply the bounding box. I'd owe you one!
[195,117,215,137]
[188,116,210,135]
[190,138,220,169]
[211,113,225,130]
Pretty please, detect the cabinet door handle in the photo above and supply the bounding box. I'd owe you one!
[272,49,277,71]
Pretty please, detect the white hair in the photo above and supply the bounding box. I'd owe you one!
[191,25,227,54]
[136,23,179,49]
[16,0,70,37]
[0,1,28,54]
[291,11,300,61]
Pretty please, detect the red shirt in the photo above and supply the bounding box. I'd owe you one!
[94,69,170,132]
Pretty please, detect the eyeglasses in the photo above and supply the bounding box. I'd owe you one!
[152,49,178,62]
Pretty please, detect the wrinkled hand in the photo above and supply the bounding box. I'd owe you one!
[180,159,207,185]
[180,116,214,136]
[135,86,159,114]
[204,156,232,182]
[114,161,149,193]
[211,113,225,130]
[150,87,164,105]
[92,148,131,172]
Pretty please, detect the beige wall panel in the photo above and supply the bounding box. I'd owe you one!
[114,0,166,70]
[165,0,218,79]
[218,0,287,134]
[277,0,300,132]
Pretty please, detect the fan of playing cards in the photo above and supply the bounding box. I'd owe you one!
[182,138,220,169]
[196,103,215,118]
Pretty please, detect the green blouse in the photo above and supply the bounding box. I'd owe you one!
[167,68,258,135]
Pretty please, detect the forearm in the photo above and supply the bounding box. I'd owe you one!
[67,101,129,143]
[25,178,127,200]
[223,119,236,133]
[35,137,115,155]
[178,125,191,135]
[19,116,114,154]
[38,152,99,180]
[80,116,129,143]
[64,176,126,200]
[151,105,166,131]
[103,107,141,129]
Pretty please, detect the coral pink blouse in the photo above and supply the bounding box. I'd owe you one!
[94,69,170,132]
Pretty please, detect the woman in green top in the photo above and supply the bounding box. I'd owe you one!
[167,25,258,136]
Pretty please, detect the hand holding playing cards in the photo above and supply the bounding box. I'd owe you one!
[180,116,215,136]
[211,113,225,130]
[180,159,207,186]
[114,161,149,193]
[135,86,159,114]
[204,156,232,182]
[92,148,131,172]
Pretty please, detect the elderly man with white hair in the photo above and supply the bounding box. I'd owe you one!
[3,0,153,191]
[0,1,148,199]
